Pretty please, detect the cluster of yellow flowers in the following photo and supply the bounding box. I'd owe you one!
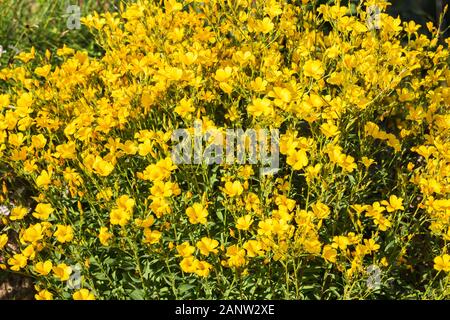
[0,0,449,299]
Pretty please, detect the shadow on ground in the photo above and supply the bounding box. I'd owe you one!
[0,273,35,300]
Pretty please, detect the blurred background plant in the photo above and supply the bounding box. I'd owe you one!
[0,0,448,66]
[0,0,122,67]
[387,0,449,38]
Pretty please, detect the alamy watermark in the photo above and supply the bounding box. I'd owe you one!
[366,264,381,290]
[0,45,21,58]
[171,120,279,175]
[66,5,81,30]
[0,205,10,216]
[67,263,82,290]
[366,5,381,31]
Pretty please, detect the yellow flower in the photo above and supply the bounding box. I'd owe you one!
[340,154,357,172]
[8,253,28,271]
[366,202,385,218]
[176,241,196,257]
[22,223,44,243]
[322,245,337,263]
[257,17,274,34]
[92,155,114,176]
[56,45,74,56]
[174,98,195,118]
[264,2,282,18]
[186,203,208,225]
[320,121,340,138]
[35,64,51,78]
[243,240,264,258]
[73,289,96,300]
[135,215,155,228]
[53,263,72,281]
[214,67,233,82]
[98,227,113,246]
[219,82,233,94]
[0,234,8,250]
[303,238,322,254]
[143,228,162,244]
[326,144,357,172]
[31,134,47,149]
[0,94,10,108]
[35,289,53,300]
[36,170,52,189]
[116,195,135,212]
[224,181,244,197]
[1,0,448,300]
[305,164,322,182]
[381,195,404,212]
[34,260,53,276]
[180,256,198,273]
[364,238,380,253]
[16,92,33,115]
[150,197,172,218]
[373,216,392,231]
[236,215,254,231]
[268,87,291,106]
[332,236,349,251]
[161,66,183,81]
[22,245,36,259]
[180,51,198,65]
[150,181,178,198]
[33,203,54,220]
[196,237,219,256]
[9,206,28,221]
[121,140,138,155]
[225,245,246,268]
[286,149,308,170]
[63,167,83,187]
[247,98,272,117]
[361,157,375,168]
[311,201,330,220]
[249,77,267,92]
[238,166,254,180]
[110,208,132,226]
[258,219,273,236]
[138,157,177,181]
[8,132,25,147]
[55,142,77,159]
[195,261,212,277]
[96,188,113,201]
[303,59,325,80]
[380,257,389,267]
[54,225,74,243]
[434,254,450,272]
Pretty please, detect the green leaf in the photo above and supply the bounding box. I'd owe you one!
[216,210,224,222]
[129,289,145,300]
[178,284,195,294]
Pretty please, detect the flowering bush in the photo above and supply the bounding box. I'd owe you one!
[0,0,449,299]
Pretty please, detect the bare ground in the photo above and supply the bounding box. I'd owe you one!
[0,273,34,300]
